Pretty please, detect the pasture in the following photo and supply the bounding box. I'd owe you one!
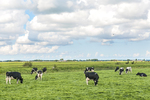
[0,61,150,100]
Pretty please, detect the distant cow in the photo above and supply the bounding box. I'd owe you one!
[136,72,147,77]
[85,72,99,86]
[115,67,119,72]
[126,67,132,73]
[119,67,124,75]
[84,67,94,73]
[31,68,38,74]
[42,67,47,73]
[6,72,23,84]
[35,70,43,80]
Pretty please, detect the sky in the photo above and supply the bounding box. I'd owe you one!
[0,0,150,61]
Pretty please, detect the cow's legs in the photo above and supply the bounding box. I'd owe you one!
[17,79,19,84]
[86,77,89,85]
[9,77,11,84]
[6,77,9,84]
[41,75,42,80]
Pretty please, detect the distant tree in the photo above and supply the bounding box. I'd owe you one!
[73,59,78,61]
[55,60,59,62]
[135,59,137,63]
[86,59,90,61]
[127,59,130,61]
[143,59,145,61]
[91,59,98,61]
[60,58,64,61]
[23,62,32,67]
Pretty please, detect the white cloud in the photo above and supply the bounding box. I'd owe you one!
[16,31,32,44]
[87,53,91,57]
[95,52,98,56]
[130,32,150,41]
[37,0,55,12]
[0,44,59,55]
[0,42,7,45]
[133,53,140,57]
[146,50,150,56]
[100,54,104,57]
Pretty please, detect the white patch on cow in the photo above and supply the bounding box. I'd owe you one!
[10,76,14,79]
[37,73,43,80]
[91,69,94,72]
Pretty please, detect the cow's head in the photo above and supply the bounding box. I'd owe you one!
[20,78,23,83]
[136,72,140,75]
[31,70,34,74]
[94,80,98,86]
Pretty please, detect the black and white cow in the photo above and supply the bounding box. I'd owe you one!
[85,72,99,86]
[84,67,94,73]
[126,67,132,73]
[31,68,38,74]
[119,67,124,75]
[6,72,23,84]
[42,67,47,73]
[35,70,43,80]
[115,67,119,72]
[136,72,147,77]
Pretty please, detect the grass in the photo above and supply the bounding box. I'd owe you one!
[0,61,150,100]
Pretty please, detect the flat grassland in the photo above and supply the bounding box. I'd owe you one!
[0,61,150,100]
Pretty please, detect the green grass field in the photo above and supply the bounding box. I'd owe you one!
[0,61,150,100]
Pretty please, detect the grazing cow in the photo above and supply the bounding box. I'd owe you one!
[119,67,124,75]
[35,70,43,80]
[136,72,147,77]
[126,67,132,73]
[115,67,119,72]
[31,68,38,74]
[84,67,94,73]
[42,67,47,73]
[85,72,99,86]
[6,72,23,84]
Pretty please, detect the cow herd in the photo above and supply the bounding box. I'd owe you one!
[115,66,147,77]
[6,67,47,84]
[5,66,147,85]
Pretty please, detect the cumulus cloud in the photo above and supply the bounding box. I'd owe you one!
[133,53,140,57]
[16,31,33,44]
[146,50,150,56]
[87,53,91,57]
[0,44,59,55]
[95,52,98,56]
[1,0,150,56]
[100,54,104,57]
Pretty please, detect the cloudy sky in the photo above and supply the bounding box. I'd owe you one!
[0,0,150,61]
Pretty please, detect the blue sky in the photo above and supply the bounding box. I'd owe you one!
[0,0,150,61]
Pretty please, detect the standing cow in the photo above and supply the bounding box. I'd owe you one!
[115,67,119,72]
[126,67,132,73]
[119,67,124,75]
[84,72,99,86]
[6,72,23,84]
[31,68,38,74]
[35,70,43,80]
[42,67,47,73]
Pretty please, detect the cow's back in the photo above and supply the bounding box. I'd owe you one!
[6,72,21,79]
[85,72,99,79]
